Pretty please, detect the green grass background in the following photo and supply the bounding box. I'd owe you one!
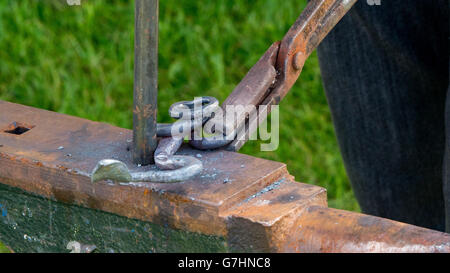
[0,241,9,253]
[0,0,359,212]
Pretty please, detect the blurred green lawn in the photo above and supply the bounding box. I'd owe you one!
[0,0,359,211]
[0,241,9,253]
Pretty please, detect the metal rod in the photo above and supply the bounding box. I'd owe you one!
[133,0,158,165]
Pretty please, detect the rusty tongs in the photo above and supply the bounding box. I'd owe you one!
[192,0,358,151]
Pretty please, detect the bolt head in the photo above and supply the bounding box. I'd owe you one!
[293,52,305,70]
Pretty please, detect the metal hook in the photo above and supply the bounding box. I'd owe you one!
[91,96,219,184]
[91,156,202,184]
[156,96,219,137]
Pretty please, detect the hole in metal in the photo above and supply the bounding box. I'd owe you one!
[3,122,35,135]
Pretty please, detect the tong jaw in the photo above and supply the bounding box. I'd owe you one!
[226,0,358,151]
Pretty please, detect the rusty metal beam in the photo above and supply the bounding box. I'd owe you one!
[0,100,288,237]
[284,206,450,253]
[133,0,159,166]
[225,182,450,253]
[1,100,449,252]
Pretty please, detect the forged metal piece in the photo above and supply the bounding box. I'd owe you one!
[156,123,174,137]
[189,138,233,150]
[133,0,159,165]
[169,96,219,120]
[156,96,219,137]
[91,157,202,184]
[91,97,218,183]
[164,117,205,139]
[156,119,207,137]
[154,137,183,170]
[188,128,235,150]
[91,159,132,183]
[158,96,224,150]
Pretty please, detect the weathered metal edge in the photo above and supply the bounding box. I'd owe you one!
[0,100,295,237]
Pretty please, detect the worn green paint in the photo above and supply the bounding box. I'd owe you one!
[0,183,228,253]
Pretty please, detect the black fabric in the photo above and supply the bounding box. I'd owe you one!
[317,0,449,231]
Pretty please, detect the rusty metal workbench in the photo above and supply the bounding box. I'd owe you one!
[0,100,450,252]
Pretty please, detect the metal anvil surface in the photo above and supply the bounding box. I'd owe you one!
[0,100,450,253]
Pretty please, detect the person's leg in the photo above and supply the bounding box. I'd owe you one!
[444,80,450,232]
[444,1,450,233]
[317,0,449,231]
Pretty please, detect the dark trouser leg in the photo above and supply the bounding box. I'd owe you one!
[444,1,450,232]
[445,80,450,232]
[317,0,449,231]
